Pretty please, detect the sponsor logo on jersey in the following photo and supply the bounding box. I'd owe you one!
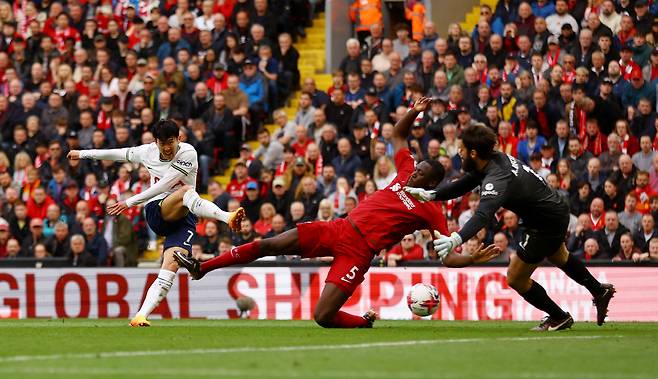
[481,183,498,197]
[390,182,415,210]
[176,159,193,168]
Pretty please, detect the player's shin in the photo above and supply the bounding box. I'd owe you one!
[200,240,262,272]
[558,254,605,297]
[330,311,371,328]
[520,280,568,319]
[183,188,231,223]
[136,269,176,318]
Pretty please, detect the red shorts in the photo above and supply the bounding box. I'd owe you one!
[297,218,374,295]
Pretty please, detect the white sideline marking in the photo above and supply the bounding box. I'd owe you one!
[0,366,649,379]
[0,335,618,364]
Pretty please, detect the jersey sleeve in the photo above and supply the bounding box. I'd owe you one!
[125,166,186,207]
[458,171,511,242]
[394,147,416,179]
[81,145,147,164]
[170,147,198,176]
[125,144,151,164]
[433,173,480,201]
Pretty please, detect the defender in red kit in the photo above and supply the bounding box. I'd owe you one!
[174,98,500,328]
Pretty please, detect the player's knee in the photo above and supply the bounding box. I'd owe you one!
[313,309,334,328]
[506,271,528,292]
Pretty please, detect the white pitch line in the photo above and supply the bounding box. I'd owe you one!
[0,335,619,364]
[0,364,650,379]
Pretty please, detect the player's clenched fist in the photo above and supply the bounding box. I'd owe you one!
[67,150,81,160]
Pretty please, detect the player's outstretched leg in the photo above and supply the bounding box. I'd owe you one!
[314,283,376,328]
[131,246,184,327]
[181,186,244,231]
[174,228,302,279]
[507,254,573,331]
[548,245,616,326]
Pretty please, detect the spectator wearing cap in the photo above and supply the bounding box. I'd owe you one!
[634,0,652,33]
[238,143,264,180]
[22,217,47,257]
[622,68,655,110]
[351,90,385,130]
[546,0,578,37]
[207,62,228,93]
[267,176,292,218]
[241,181,264,224]
[240,58,267,129]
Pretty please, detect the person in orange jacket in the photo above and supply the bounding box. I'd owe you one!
[349,0,383,44]
[405,0,427,42]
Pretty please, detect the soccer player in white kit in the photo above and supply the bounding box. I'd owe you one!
[67,120,245,326]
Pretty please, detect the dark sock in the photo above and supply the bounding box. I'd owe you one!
[331,311,369,328]
[559,254,604,297]
[520,281,568,319]
[200,241,261,273]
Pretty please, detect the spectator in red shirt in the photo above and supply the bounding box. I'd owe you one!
[291,124,312,156]
[589,197,606,231]
[226,161,257,202]
[385,234,424,266]
[26,187,55,220]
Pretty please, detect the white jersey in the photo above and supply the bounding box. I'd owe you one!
[128,142,198,205]
[80,142,198,207]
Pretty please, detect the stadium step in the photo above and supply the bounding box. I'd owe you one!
[460,0,498,31]
[208,12,329,201]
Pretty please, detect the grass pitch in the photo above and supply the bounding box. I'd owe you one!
[0,319,656,379]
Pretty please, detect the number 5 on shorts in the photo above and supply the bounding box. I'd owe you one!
[341,266,359,284]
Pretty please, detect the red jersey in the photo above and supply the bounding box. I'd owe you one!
[226,176,256,202]
[348,148,448,252]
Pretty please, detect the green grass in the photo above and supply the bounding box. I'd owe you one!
[0,319,656,379]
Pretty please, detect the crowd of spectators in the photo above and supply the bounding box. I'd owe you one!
[0,0,314,266]
[2,0,658,267]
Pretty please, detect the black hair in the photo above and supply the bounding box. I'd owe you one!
[422,159,445,184]
[153,119,179,141]
[461,124,497,160]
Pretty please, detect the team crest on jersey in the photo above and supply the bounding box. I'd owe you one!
[390,183,401,192]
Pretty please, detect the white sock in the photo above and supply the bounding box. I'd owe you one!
[136,269,176,318]
[183,188,231,223]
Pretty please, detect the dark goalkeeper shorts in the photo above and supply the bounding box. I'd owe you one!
[515,201,570,264]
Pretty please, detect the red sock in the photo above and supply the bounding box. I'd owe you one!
[331,311,369,328]
[200,241,261,273]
